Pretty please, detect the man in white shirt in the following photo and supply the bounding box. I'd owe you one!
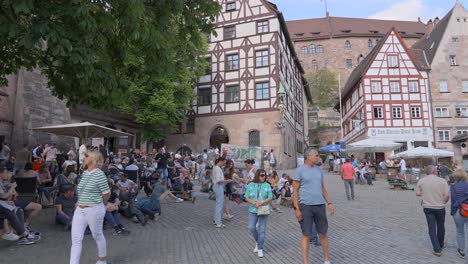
[212,157,231,228]
[399,158,407,181]
[44,143,58,172]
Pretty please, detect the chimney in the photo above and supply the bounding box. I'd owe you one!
[418,17,421,22]
[326,11,330,17]
[434,17,440,26]
[426,19,433,33]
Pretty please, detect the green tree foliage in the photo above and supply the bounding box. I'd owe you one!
[0,0,221,141]
[305,69,338,108]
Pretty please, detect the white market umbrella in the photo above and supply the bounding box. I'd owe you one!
[33,122,132,141]
[394,147,454,159]
[347,138,402,152]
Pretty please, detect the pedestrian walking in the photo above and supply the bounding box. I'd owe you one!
[293,147,334,264]
[450,170,468,259]
[245,169,273,258]
[416,166,450,257]
[341,158,355,200]
[212,157,231,228]
[70,149,110,264]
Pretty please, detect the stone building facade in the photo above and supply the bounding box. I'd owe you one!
[286,15,428,144]
[0,68,142,153]
[165,0,311,169]
[412,1,468,164]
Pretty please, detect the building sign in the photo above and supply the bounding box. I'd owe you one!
[368,127,433,141]
[221,144,261,167]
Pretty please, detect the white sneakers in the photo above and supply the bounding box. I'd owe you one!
[257,249,264,258]
[253,243,258,253]
[1,232,20,241]
[176,198,184,203]
[324,261,331,264]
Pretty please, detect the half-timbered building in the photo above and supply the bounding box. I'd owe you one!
[165,0,311,169]
[337,28,434,159]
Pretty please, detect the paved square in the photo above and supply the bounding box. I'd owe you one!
[0,171,463,264]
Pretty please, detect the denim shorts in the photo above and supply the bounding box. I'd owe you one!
[299,204,328,236]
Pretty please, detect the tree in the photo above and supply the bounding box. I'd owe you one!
[305,69,338,108]
[0,0,221,140]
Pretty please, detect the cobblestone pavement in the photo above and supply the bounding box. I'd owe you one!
[0,171,464,264]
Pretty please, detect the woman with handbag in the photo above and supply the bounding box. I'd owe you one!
[70,149,111,264]
[450,170,468,259]
[244,169,273,258]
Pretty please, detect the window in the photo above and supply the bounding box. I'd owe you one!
[435,107,450,117]
[368,39,373,49]
[408,81,419,92]
[371,81,381,93]
[309,44,316,54]
[226,54,239,71]
[463,81,468,93]
[439,80,448,93]
[345,40,351,49]
[388,55,398,68]
[255,82,269,100]
[186,117,195,133]
[438,130,450,141]
[248,130,260,147]
[456,107,468,117]
[316,45,324,53]
[411,107,421,118]
[392,107,402,118]
[301,47,308,55]
[223,26,236,39]
[225,85,239,103]
[204,57,211,75]
[452,37,459,42]
[373,107,383,119]
[257,20,269,33]
[457,130,468,135]
[226,2,236,11]
[390,81,400,93]
[197,87,211,105]
[255,50,269,67]
[346,59,352,69]
[311,60,318,70]
[450,55,457,66]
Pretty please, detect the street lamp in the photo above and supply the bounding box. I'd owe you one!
[278,84,285,102]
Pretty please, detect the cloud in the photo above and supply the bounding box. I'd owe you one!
[368,0,441,21]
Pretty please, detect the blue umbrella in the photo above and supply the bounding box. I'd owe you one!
[319,144,346,152]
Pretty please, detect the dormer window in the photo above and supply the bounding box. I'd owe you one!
[311,32,321,35]
[226,2,236,11]
[341,29,351,33]
[369,30,379,34]
[398,31,406,35]
[295,33,304,36]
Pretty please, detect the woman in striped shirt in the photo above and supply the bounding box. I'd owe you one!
[70,149,110,264]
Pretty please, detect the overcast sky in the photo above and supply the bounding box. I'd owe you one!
[270,0,466,22]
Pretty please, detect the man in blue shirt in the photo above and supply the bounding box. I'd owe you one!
[293,147,335,264]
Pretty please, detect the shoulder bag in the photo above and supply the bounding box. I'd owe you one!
[453,183,468,217]
[256,183,270,216]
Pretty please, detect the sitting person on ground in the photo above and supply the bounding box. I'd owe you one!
[55,186,77,231]
[37,165,55,206]
[0,202,40,245]
[55,165,77,194]
[105,184,129,235]
[117,173,138,200]
[280,180,293,208]
[155,179,183,203]
[144,171,160,197]
[200,170,212,193]
[117,173,146,226]
[62,153,77,171]
[182,177,195,202]
[0,165,42,233]
[138,179,163,220]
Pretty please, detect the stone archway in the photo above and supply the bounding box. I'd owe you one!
[210,126,229,150]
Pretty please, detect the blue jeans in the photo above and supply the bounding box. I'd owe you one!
[423,208,445,253]
[56,212,73,225]
[311,223,319,242]
[213,184,224,225]
[158,168,168,180]
[248,212,269,250]
[453,209,468,256]
[105,211,122,227]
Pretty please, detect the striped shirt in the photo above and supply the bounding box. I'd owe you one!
[77,169,110,206]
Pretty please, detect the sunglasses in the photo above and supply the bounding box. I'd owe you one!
[259,174,267,177]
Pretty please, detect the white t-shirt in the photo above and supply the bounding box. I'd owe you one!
[269,153,276,164]
[118,179,135,189]
[400,159,407,171]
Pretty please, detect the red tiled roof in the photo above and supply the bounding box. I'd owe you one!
[287,16,427,40]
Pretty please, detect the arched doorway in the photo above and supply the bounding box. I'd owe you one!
[210,126,229,150]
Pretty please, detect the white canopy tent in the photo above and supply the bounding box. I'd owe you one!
[394,147,454,159]
[33,122,132,142]
[347,138,402,153]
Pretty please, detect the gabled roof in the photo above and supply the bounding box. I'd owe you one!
[412,8,454,64]
[337,28,428,107]
[286,16,427,41]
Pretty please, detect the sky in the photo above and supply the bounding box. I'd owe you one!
[270,0,467,22]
